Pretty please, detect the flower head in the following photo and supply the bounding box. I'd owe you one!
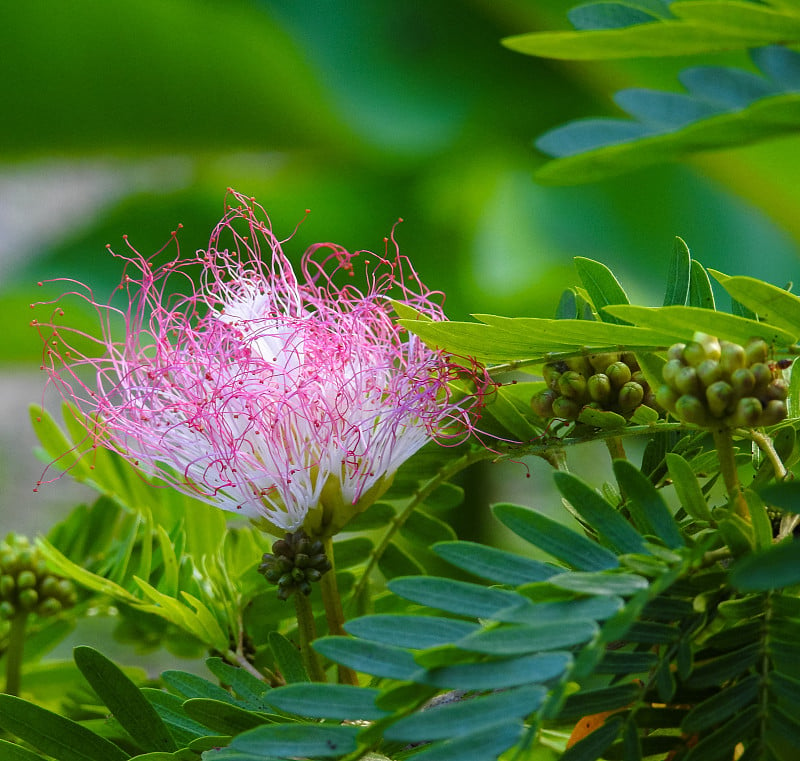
[35,190,479,537]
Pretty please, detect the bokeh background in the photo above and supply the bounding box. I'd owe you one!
[3,0,800,539]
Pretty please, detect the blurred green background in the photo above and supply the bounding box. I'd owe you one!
[3,0,800,538]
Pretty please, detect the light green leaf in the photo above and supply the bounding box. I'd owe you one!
[710,271,800,337]
[182,699,266,735]
[548,571,649,596]
[606,304,796,349]
[140,688,211,746]
[666,453,713,521]
[225,724,359,759]
[312,637,421,681]
[73,646,177,753]
[688,260,716,310]
[433,540,557,586]
[493,502,620,571]
[204,658,270,712]
[161,670,238,703]
[574,257,629,324]
[400,509,457,546]
[458,620,598,656]
[664,237,691,307]
[268,632,310,684]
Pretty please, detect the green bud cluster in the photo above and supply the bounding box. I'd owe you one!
[258,530,332,601]
[0,534,77,620]
[656,333,788,429]
[531,352,657,422]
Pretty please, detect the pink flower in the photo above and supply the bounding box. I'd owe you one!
[35,190,478,537]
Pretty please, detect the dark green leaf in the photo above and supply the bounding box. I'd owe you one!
[140,688,211,746]
[613,460,684,549]
[0,739,48,761]
[161,670,238,703]
[759,481,800,515]
[625,621,680,644]
[574,257,629,324]
[554,471,648,554]
[73,646,177,752]
[384,684,544,742]
[569,2,662,32]
[400,508,457,546]
[343,501,395,531]
[377,541,425,579]
[331,536,373,570]
[227,723,359,758]
[387,575,530,618]
[559,683,641,721]
[183,699,266,735]
[731,541,800,592]
[265,683,387,720]
[405,721,524,761]
[682,674,759,733]
[458,620,598,655]
[0,694,128,761]
[345,614,480,649]
[268,632,309,684]
[313,637,421,681]
[434,540,557,585]
[596,650,658,674]
[423,651,572,690]
[493,503,620,571]
[663,236,691,306]
[689,259,716,310]
[686,643,761,688]
[503,595,624,625]
[683,705,759,761]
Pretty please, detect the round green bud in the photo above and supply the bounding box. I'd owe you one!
[662,358,684,387]
[298,581,312,597]
[729,397,763,428]
[751,363,773,394]
[558,371,587,400]
[309,540,325,556]
[0,601,15,619]
[309,553,329,569]
[674,366,701,397]
[618,381,644,411]
[0,574,15,598]
[552,397,580,421]
[697,359,722,388]
[566,356,593,377]
[277,586,292,601]
[55,579,75,600]
[294,553,310,569]
[631,370,647,387]
[278,556,294,573]
[693,333,721,362]
[675,395,710,426]
[291,567,305,583]
[720,341,746,374]
[656,384,679,413]
[587,373,612,404]
[620,352,639,370]
[18,589,39,611]
[760,400,788,427]
[264,567,282,583]
[271,539,291,557]
[37,598,62,617]
[706,381,735,419]
[39,576,59,598]
[731,367,756,397]
[667,343,687,361]
[607,361,632,390]
[682,341,708,367]
[542,364,562,391]
[16,570,37,591]
[765,378,789,402]
[16,549,34,570]
[305,568,322,582]
[589,352,619,373]
[530,389,557,419]
[295,537,311,556]
[745,338,769,366]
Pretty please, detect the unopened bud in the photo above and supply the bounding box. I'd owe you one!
[667,343,686,361]
[558,371,587,400]
[16,571,36,590]
[18,589,39,611]
[720,341,746,374]
[531,389,557,418]
[552,397,580,421]
[765,379,789,402]
[706,381,735,419]
[682,341,707,367]
[656,385,679,413]
[730,368,756,397]
[745,338,769,366]
[587,374,612,404]
[618,382,644,411]
[589,352,618,373]
[761,400,788,427]
[675,395,709,426]
[697,359,722,388]
[607,361,632,390]
[693,333,721,362]
[674,366,701,396]
[729,397,763,428]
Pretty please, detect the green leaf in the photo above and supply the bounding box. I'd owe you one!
[161,670,238,703]
[0,694,128,761]
[559,683,641,721]
[0,739,48,761]
[225,723,359,758]
[423,651,572,690]
[204,658,270,712]
[666,453,713,521]
[710,271,800,338]
[400,721,524,761]
[597,650,659,674]
[547,571,649,596]
[343,501,395,531]
[682,674,759,733]
[140,688,211,746]
[313,637,421,681]
[561,715,623,761]
[268,632,310,684]
[73,646,177,752]
[758,480,800,514]
[345,614,480,649]
[573,257,630,324]
[553,471,648,554]
[458,620,598,656]
[686,643,761,688]
[385,684,544,741]
[504,595,624,626]
[29,405,94,482]
[182,699,267,735]
[664,238,691,307]
[688,259,716,310]
[387,576,531,619]
[434,540,556,585]
[493,503,620,571]
[265,683,388,720]
[331,536,374,570]
[613,460,684,549]
[730,541,800,591]
[377,541,425,579]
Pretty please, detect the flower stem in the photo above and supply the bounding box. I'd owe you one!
[5,613,28,696]
[293,592,326,683]
[712,428,749,520]
[320,536,359,685]
[605,435,627,463]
